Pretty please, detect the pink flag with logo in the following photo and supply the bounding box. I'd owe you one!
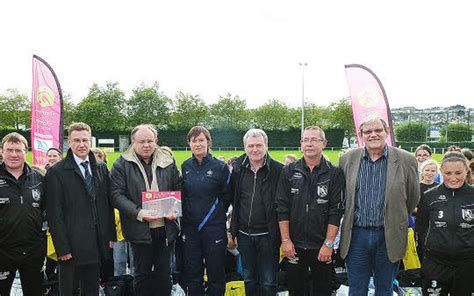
[31,55,64,166]
[344,64,395,147]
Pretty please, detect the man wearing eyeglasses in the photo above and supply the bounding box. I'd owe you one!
[45,122,115,295]
[338,115,419,295]
[0,133,45,295]
[276,126,345,296]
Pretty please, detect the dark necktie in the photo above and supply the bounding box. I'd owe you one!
[80,161,94,196]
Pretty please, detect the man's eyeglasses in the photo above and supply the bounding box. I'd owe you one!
[301,138,324,144]
[361,128,385,135]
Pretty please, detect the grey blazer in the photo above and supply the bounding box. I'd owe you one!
[338,146,420,262]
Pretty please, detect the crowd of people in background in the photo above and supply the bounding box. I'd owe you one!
[0,117,473,296]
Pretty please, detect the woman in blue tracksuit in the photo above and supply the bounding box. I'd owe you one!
[181,126,232,296]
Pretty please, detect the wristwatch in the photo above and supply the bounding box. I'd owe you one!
[324,240,334,249]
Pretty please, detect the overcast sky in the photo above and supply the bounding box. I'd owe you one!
[1,0,473,109]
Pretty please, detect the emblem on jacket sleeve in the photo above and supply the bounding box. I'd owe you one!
[461,209,473,222]
[32,189,41,201]
[317,185,328,197]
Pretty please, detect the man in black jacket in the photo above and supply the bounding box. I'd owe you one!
[0,133,44,296]
[230,128,283,296]
[110,124,181,296]
[45,122,115,295]
[276,126,344,296]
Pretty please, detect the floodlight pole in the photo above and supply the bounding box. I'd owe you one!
[299,62,308,137]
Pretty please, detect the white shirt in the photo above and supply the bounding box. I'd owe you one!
[73,153,92,178]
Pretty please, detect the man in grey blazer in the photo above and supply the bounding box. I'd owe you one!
[339,115,419,295]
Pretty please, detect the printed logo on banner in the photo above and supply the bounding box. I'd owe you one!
[34,138,53,153]
[37,86,55,107]
[357,89,379,108]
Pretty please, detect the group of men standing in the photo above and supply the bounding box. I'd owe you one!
[0,115,419,296]
[231,117,418,296]
[0,123,116,296]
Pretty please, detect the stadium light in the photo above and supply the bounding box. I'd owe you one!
[299,62,308,136]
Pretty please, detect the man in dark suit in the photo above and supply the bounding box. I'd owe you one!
[45,122,115,295]
[338,115,420,295]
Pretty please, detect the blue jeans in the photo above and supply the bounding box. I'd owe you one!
[113,240,135,276]
[346,227,399,296]
[237,233,278,296]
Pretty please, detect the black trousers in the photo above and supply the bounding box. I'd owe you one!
[422,256,474,296]
[0,249,44,296]
[286,248,333,296]
[58,260,100,296]
[184,223,227,296]
[131,227,172,296]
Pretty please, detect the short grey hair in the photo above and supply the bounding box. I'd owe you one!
[303,126,326,141]
[243,129,268,146]
[359,114,389,132]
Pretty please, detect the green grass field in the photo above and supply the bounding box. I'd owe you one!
[26,149,444,169]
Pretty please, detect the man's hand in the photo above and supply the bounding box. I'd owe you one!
[58,253,72,261]
[142,210,161,222]
[282,239,296,259]
[317,245,333,263]
[165,214,177,221]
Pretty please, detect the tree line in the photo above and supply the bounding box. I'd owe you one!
[2,82,473,146]
[395,122,472,142]
[0,82,354,136]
